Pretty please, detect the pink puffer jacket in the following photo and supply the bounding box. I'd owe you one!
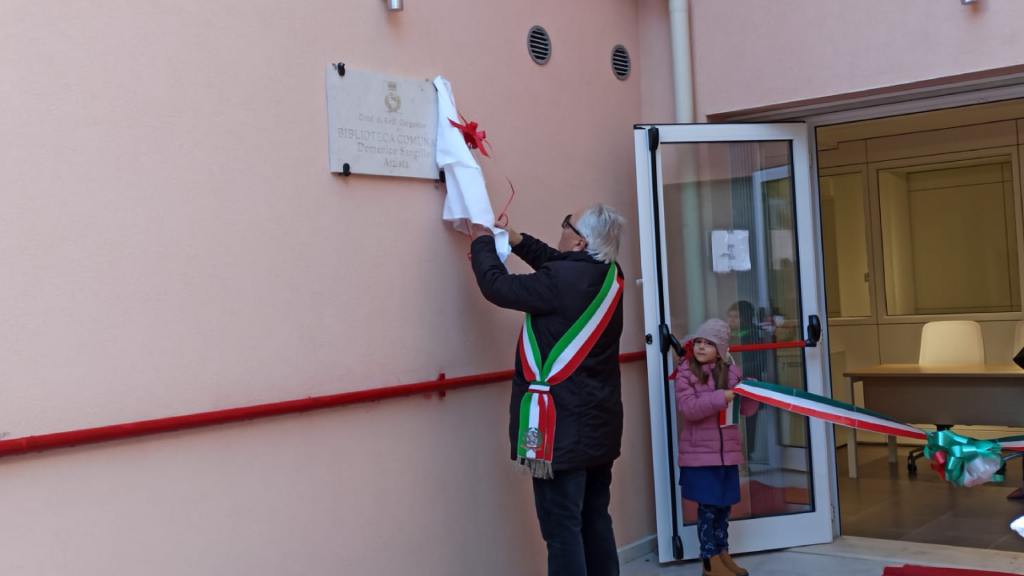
[675,361,759,467]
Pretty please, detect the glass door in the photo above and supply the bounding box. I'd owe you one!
[633,123,833,561]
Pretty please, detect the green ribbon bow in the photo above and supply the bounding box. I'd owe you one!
[924,429,1004,487]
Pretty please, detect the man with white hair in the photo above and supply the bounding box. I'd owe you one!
[470,204,626,576]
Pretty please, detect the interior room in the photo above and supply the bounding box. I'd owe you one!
[816,98,1024,553]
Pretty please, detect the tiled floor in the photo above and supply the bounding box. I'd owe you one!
[621,536,1024,575]
[838,444,1024,553]
[622,547,888,576]
[622,443,1024,575]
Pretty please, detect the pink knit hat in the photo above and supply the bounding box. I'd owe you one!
[687,318,732,363]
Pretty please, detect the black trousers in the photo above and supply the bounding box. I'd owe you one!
[532,463,619,576]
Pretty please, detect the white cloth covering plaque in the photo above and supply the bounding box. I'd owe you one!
[433,76,510,262]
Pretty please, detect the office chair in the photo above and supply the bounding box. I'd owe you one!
[1013,321,1024,367]
[907,320,985,475]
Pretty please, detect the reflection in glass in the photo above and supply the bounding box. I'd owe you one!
[660,141,814,524]
[819,171,872,318]
[879,158,1020,316]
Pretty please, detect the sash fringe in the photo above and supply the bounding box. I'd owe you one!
[517,457,554,479]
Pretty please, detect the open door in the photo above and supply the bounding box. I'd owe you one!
[634,123,834,561]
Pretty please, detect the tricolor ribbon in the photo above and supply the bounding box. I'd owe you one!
[925,429,1004,487]
[718,396,741,428]
[733,379,1022,487]
[734,379,927,440]
[516,262,623,479]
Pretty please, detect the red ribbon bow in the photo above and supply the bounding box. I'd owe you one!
[929,449,948,480]
[449,114,491,158]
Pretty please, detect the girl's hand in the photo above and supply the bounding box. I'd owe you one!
[723,390,736,403]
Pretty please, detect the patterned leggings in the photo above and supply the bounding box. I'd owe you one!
[697,503,731,559]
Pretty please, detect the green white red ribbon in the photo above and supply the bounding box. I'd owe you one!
[925,429,1004,487]
[995,435,1024,452]
[719,396,741,427]
[516,262,622,478]
[734,379,1024,487]
[734,380,927,439]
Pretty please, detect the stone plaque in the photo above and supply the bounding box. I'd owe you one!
[325,66,438,179]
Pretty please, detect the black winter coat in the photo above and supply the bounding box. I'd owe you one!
[471,233,624,471]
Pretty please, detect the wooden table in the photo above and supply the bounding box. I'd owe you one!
[842,364,1024,479]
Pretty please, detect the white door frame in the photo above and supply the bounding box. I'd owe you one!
[634,123,834,562]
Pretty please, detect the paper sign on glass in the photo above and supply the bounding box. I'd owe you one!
[711,229,751,273]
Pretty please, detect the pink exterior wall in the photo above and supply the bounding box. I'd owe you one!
[0,1,656,574]
[639,0,675,123]
[689,0,1024,118]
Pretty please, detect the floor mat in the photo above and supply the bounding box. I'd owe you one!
[882,565,1022,576]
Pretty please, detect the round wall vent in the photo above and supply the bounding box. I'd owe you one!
[527,25,551,65]
[611,45,631,80]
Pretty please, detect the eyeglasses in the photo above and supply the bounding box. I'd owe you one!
[561,213,583,239]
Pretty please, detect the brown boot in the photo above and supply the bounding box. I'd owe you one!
[720,551,749,575]
[702,554,734,576]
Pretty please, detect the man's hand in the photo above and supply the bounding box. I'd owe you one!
[495,221,522,246]
[470,223,494,239]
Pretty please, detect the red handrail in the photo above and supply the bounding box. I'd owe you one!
[730,340,806,352]
[0,351,649,459]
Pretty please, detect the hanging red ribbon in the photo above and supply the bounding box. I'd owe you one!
[449,114,491,158]
[495,178,516,228]
[465,180,515,262]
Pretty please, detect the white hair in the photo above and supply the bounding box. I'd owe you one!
[575,204,625,263]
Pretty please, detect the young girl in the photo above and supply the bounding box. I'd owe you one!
[675,318,759,576]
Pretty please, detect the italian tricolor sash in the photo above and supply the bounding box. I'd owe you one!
[516,262,623,479]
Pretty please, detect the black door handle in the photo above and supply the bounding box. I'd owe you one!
[805,315,821,348]
[660,323,684,357]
